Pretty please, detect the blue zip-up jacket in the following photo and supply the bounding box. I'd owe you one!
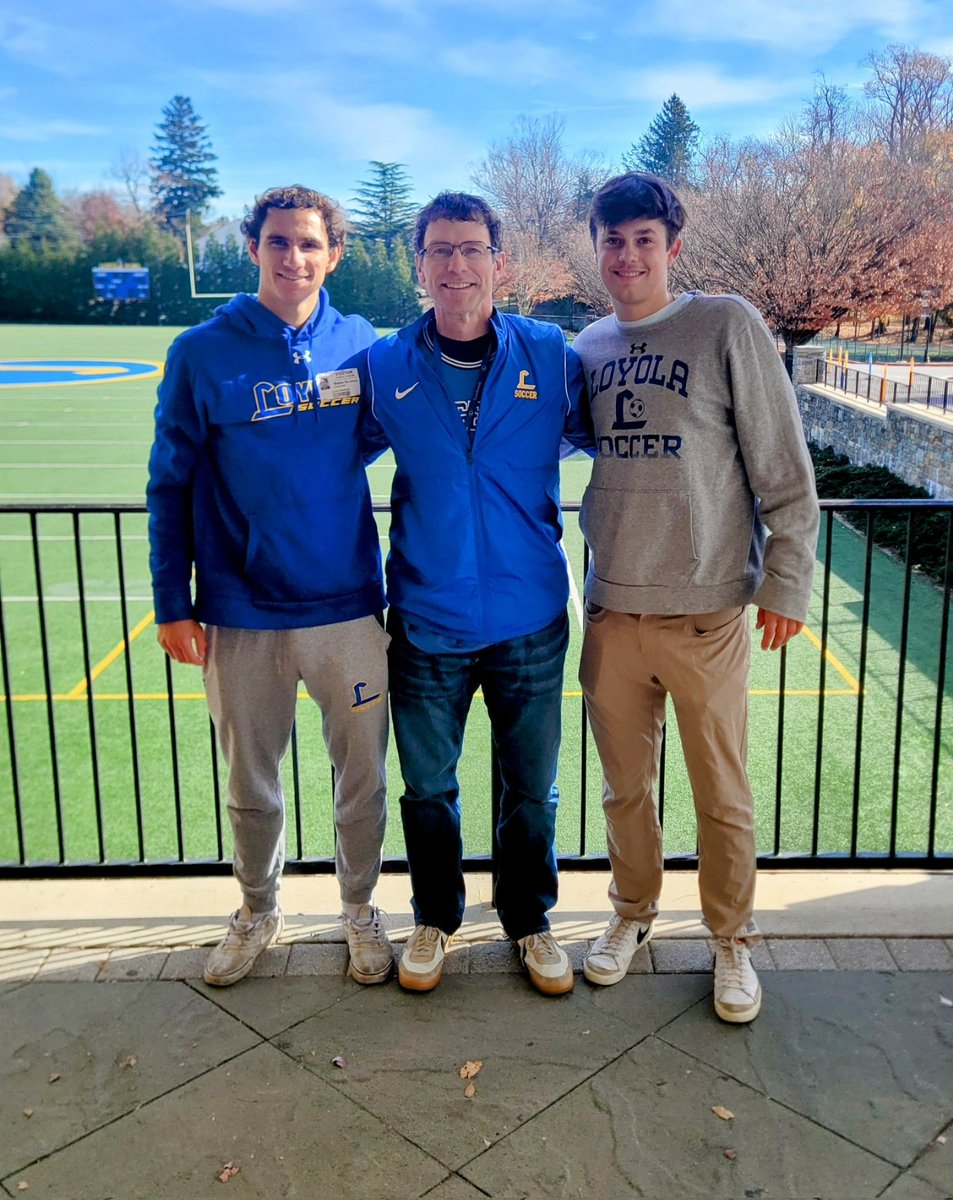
[357,309,592,648]
[147,290,382,630]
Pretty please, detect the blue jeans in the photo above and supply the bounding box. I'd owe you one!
[387,610,569,941]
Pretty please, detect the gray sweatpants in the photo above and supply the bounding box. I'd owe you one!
[203,616,389,913]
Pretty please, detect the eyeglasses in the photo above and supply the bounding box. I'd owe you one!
[418,241,499,261]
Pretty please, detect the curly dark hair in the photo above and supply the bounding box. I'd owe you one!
[240,185,349,249]
[589,172,685,247]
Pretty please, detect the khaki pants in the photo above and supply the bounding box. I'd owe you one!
[579,606,759,941]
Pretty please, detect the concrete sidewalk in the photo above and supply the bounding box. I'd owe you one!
[2,871,952,1198]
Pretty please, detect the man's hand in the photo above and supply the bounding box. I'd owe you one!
[157,619,207,665]
[755,609,803,651]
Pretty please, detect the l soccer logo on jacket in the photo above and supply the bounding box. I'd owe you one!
[612,391,646,430]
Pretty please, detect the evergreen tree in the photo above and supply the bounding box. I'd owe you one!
[623,95,700,189]
[5,168,77,253]
[150,95,223,233]
[351,162,417,250]
[325,237,374,317]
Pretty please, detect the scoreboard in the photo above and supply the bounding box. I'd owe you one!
[92,265,151,301]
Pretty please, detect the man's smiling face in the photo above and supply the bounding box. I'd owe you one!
[416,217,505,333]
[248,207,341,325]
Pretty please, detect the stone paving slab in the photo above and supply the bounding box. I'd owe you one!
[96,948,170,982]
[908,1118,953,1194]
[192,975,352,1040]
[2,1041,448,1200]
[887,938,953,970]
[274,973,710,1171]
[880,1173,953,1200]
[422,1176,494,1199]
[0,981,260,1179]
[826,936,898,970]
[461,1035,897,1199]
[660,971,953,1168]
[765,937,838,969]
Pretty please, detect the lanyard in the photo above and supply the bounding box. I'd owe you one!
[462,350,495,442]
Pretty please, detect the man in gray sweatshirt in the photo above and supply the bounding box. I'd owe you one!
[574,172,819,1023]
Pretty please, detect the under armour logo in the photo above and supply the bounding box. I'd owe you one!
[293,350,312,365]
[629,342,647,356]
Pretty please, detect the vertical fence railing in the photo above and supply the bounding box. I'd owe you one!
[0,500,950,877]
[816,357,953,413]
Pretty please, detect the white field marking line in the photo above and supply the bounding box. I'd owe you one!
[0,463,146,469]
[0,535,148,542]
[0,422,152,428]
[0,494,142,500]
[0,440,151,446]
[565,552,584,631]
[1,594,153,603]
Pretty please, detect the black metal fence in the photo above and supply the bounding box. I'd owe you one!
[0,500,950,878]
[815,357,953,413]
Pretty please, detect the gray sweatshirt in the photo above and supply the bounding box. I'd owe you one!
[574,292,819,621]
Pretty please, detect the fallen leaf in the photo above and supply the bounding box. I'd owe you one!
[48,1074,60,1084]
[118,1055,137,1070]
[330,1055,347,1069]
[712,1105,734,1121]
[463,1082,476,1099]
[936,1134,947,1145]
[940,995,953,1007]
[459,1060,483,1079]
[217,1162,240,1183]
[17,1182,29,1192]
[724,1149,737,1161]
[483,1138,492,1147]
[22,1109,33,1119]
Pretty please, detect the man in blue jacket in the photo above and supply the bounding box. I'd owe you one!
[147,185,393,987]
[355,192,592,996]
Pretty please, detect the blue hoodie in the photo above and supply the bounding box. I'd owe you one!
[147,290,382,630]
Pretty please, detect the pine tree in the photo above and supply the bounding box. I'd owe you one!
[5,168,77,253]
[623,95,700,189]
[351,162,417,250]
[150,95,223,233]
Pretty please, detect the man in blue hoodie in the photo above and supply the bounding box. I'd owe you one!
[354,192,592,997]
[147,185,392,987]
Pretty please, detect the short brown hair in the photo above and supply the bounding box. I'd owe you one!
[589,172,685,248]
[414,192,501,255]
[240,185,349,249]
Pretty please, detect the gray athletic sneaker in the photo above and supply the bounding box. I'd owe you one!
[584,914,653,986]
[203,905,283,987]
[712,937,762,1023]
[342,904,394,985]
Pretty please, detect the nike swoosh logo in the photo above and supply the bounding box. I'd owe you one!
[395,383,419,400]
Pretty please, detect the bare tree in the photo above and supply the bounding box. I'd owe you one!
[109,148,152,217]
[473,115,610,252]
[63,190,138,244]
[680,132,953,373]
[496,229,574,315]
[863,44,953,161]
[563,221,611,316]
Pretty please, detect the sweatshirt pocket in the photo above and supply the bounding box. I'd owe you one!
[243,499,373,606]
[579,486,699,588]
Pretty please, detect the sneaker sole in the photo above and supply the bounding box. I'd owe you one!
[526,969,575,996]
[397,961,444,992]
[714,987,762,1024]
[203,912,284,987]
[347,958,394,986]
[583,927,654,987]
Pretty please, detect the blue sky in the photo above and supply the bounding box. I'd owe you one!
[2,0,952,221]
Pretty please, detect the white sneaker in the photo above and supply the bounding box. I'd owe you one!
[342,904,393,985]
[584,914,653,986]
[203,905,283,987]
[398,925,450,992]
[712,937,762,1023]
[517,931,574,996]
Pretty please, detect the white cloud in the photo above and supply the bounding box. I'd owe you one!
[1,119,107,142]
[618,64,799,110]
[0,11,57,64]
[441,39,572,85]
[633,0,924,53]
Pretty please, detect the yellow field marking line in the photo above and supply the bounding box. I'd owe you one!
[0,365,128,375]
[64,611,158,700]
[798,624,861,694]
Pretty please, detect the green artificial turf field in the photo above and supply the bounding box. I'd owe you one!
[0,324,949,869]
